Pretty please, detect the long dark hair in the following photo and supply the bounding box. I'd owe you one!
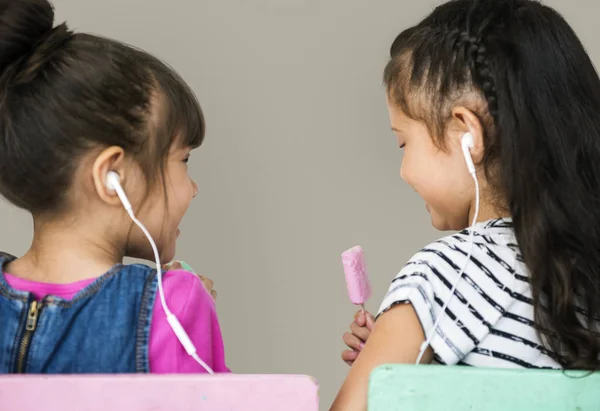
[384,0,600,369]
[0,0,204,215]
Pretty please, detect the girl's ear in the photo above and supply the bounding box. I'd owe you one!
[92,146,127,206]
[450,106,485,166]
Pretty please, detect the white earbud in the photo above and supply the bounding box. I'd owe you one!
[461,132,476,175]
[106,171,132,212]
[105,170,120,191]
[415,131,480,365]
[104,170,214,374]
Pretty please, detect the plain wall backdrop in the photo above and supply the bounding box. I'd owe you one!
[0,0,597,408]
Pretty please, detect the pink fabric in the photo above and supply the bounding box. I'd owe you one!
[0,375,320,411]
[3,269,229,374]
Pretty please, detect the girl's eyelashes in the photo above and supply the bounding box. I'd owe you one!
[183,154,191,164]
[399,143,406,149]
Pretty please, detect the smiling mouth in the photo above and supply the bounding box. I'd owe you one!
[176,228,181,236]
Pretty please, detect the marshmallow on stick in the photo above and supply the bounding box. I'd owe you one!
[341,245,372,311]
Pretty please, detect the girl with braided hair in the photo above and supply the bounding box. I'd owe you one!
[334,0,600,409]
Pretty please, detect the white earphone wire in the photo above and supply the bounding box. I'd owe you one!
[415,135,480,365]
[108,172,214,374]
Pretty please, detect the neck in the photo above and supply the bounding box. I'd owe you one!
[472,202,509,224]
[469,180,510,225]
[6,216,126,284]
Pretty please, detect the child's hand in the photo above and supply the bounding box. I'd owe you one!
[198,274,217,300]
[341,310,375,366]
[162,261,217,301]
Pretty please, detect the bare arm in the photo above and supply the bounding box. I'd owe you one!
[330,303,433,411]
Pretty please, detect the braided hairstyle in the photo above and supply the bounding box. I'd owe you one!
[385,0,600,370]
[455,32,498,120]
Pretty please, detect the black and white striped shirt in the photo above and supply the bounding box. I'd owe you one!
[377,218,560,368]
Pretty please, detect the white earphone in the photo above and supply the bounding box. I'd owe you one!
[416,132,480,364]
[461,132,476,175]
[106,171,214,374]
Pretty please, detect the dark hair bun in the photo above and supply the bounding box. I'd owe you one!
[0,0,56,75]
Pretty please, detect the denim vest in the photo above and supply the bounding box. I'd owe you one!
[0,253,158,373]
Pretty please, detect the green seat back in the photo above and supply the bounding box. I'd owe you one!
[368,364,600,410]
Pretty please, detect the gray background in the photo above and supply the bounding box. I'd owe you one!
[0,0,596,408]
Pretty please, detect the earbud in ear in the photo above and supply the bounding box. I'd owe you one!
[105,171,132,212]
[461,132,476,175]
[106,171,121,191]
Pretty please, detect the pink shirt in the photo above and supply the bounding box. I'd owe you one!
[3,269,229,374]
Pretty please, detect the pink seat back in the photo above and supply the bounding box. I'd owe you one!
[0,374,319,410]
